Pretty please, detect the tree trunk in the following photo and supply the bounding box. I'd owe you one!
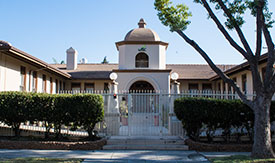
[252,96,275,158]
[12,123,21,138]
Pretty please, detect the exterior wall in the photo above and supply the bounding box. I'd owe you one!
[118,44,166,70]
[178,80,214,91]
[65,79,111,91]
[0,52,66,94]
[214,62,267,93]
[115,72,170,92]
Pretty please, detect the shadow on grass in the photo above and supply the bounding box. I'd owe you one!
[0,157,83,163]
[209,155,275,163]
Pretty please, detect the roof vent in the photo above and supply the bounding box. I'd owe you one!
[80,58,88,64]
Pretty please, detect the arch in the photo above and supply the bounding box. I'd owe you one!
[124,75,160,91]
[129,81,154,92]
[135,52,149,68]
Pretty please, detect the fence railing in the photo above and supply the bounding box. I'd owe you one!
[0,90,268,138]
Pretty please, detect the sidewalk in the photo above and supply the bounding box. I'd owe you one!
[0,149,250,163]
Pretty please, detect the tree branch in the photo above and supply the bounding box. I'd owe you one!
[176,30,253,108]
[255,1,264,59]
[201,0,249,60]
[217,0,254,58]
[262,24,275,90]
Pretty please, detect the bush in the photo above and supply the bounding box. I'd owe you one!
[0,92,104,139]
[174,97,275,142]
[0,92,32,137]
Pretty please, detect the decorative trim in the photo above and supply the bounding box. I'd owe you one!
[115,41,168,50]
[112,69,172,73]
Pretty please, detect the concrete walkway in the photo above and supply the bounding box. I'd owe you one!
[0,149,250,163]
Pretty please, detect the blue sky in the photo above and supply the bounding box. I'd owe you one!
[0,0,274,64]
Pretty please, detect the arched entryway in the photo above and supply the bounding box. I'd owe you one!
[129,80,155,92]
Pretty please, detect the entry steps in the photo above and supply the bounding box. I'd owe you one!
[103,136,189,150]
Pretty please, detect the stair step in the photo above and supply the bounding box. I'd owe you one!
[107,139,185,145]
[103,144,189,150]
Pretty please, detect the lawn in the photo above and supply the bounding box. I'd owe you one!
[0,157,83,163]
[210,155,275,163]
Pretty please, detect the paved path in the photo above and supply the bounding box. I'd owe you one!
[0,149,250,163]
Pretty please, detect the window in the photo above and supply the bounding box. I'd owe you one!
[42,74,47,93]
[84,83,94,92]
[222,81,226,93]
[59,81,62,91]
[202,83,212,91]
[71,83,81,92]
[217,82,221,91]
[50,77,53,94]
[242,74,247,93]
[63,82,66,90]
[55,79,58,93]
[104,83,109,92]
[20,66,26,91]
[32,71,37,92]
[135,53,149,68]
[188,83,198,90]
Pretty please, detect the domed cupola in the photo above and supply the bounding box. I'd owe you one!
[124,18,160,42]
[115,18,168,70]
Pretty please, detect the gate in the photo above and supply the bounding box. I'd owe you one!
[101,92,171,136]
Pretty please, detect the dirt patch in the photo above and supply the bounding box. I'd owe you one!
[0,138,107,150]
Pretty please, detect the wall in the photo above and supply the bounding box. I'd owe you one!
[178,80,214,91]
[118,44,166,70]
[214,62,267,94]
[115,71,170,92]
[64,79,111,91]
[0,52,66,94]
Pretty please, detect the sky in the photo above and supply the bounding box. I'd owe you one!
[0,0,274,65]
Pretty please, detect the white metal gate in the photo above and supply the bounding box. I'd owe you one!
[101,93,171,137]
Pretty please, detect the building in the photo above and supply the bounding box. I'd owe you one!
[0,19,269,94]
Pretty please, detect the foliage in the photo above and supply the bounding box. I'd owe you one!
[155,0,275,158]
[0,92,104,139]
[101,56,109,64]
[174,97,275,142]
[154,0,191,32]
[71,94,104,139]
[0,92,32,137]
[155,0,273,31]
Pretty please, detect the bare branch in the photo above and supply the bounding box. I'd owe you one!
[262,25,275,90]
[201,0,249,60]
[216,0,254,58]
[255,2,264,59]
[176,30,253,108]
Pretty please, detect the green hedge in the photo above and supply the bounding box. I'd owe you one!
[174,97,275,142]
[0,92,104,139]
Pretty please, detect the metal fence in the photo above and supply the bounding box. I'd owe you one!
[0,90,259,138]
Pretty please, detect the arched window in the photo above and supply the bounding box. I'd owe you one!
[135,53,149,68]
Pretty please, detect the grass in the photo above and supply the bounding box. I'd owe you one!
[0,157,83,163]
[210,155,275,163]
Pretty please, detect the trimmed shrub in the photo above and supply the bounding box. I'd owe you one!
[174,97,275,142]
[72,94,104,139]
[0,92,104,139]
[0,92,32,137]
[31,93,55,139]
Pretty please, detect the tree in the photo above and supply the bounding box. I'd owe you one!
[155,0,274,158]
[102,56,109,64]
